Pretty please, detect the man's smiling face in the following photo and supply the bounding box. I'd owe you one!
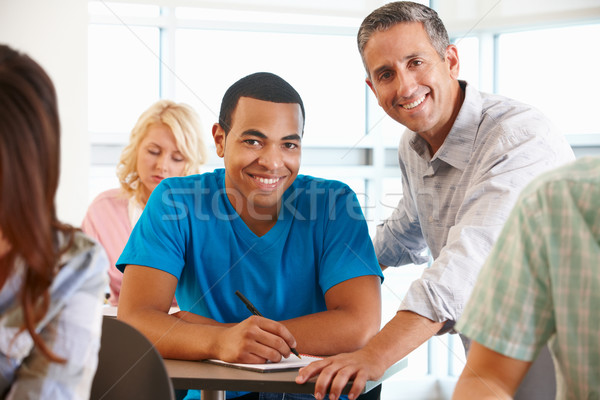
[364,22,460,141]
[213,96,303,221]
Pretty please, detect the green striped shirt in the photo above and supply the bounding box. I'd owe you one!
[457,156,600,399]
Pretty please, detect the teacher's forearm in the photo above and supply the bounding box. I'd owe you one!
[361,310,444,371]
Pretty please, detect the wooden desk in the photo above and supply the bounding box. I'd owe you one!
[164,357,407,400]
[102,305,180,318]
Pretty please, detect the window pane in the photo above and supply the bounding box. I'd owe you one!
[381,177,403,220]
[497,24,600,135]
[379,177,431,378]
[454,36,479,87]
[382,265,429,377]
[173,29,366,147]
[373,89,404,148]
[88,1,160,18]
[176,6,360,27]
[88,24,160,134]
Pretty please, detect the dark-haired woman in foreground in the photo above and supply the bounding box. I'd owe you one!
[0,44,108,398]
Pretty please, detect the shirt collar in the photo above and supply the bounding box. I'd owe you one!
[433,81,482,171]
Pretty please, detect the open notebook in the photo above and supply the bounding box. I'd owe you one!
[204,354,323,373]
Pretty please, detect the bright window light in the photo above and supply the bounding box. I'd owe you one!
[173,28,366,147]
[454,36,479,88]
[88,1,160,18]
[498,24,600,135]
[88,24,160,135]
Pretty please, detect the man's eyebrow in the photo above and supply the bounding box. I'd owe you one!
[240,130,267,139]
[371,53,422,77]
[240,131,301,141]
[372,64,392,78]
[282,134,301,141]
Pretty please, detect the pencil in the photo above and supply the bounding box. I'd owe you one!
[235,290,301,359]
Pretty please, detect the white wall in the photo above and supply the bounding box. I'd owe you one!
[92,0,388,18]
[0,0,89,226]
[438,0,600,34]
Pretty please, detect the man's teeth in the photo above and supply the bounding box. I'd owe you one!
[401,95,426,110]
[256,176,279,184]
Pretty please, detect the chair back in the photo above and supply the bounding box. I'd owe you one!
[90,317,175,400]
[514,345,556,400]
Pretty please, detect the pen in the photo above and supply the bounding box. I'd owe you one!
[235,290,301,359]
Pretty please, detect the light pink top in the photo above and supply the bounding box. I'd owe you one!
[81,188,131,306]
[82,188,177,307]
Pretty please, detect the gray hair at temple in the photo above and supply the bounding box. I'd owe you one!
[357,1,450,71]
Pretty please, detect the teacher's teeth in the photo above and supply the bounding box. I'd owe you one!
[401,95,426,109]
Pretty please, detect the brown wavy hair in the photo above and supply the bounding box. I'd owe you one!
[0,44,75,362]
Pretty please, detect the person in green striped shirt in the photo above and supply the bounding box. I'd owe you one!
[453,156,600,400]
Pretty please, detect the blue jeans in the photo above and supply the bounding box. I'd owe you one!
[230,385,381,400]
[249,393,314,400]
[183,391,315,400]
[184,385,381,400]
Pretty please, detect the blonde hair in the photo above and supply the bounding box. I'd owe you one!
[116,100,207,201]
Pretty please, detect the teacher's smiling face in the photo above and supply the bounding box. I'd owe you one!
[363,22,460,143]
[212,96,303,222]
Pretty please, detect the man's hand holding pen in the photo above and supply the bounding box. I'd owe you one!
[214,315,298,364]
[235,290,301,359]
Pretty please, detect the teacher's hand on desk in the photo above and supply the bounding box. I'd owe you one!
[296,347,386,400]
[297,310,444,400]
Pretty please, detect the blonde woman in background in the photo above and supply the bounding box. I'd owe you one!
[82,100,207,306]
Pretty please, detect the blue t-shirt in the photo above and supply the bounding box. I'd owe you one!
[117,169,382,398]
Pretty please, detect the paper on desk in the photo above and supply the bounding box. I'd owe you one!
[204,354,323,373]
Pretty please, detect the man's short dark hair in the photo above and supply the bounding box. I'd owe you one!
[218,72,305,134]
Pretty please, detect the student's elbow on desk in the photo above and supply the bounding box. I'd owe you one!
[350,304,381,349]
[351,311,381,350]
[345,323,379,351]
[326,275,382,351]
[356,275,383,344]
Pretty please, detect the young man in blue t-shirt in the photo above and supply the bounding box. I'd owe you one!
[117,72,383,400]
